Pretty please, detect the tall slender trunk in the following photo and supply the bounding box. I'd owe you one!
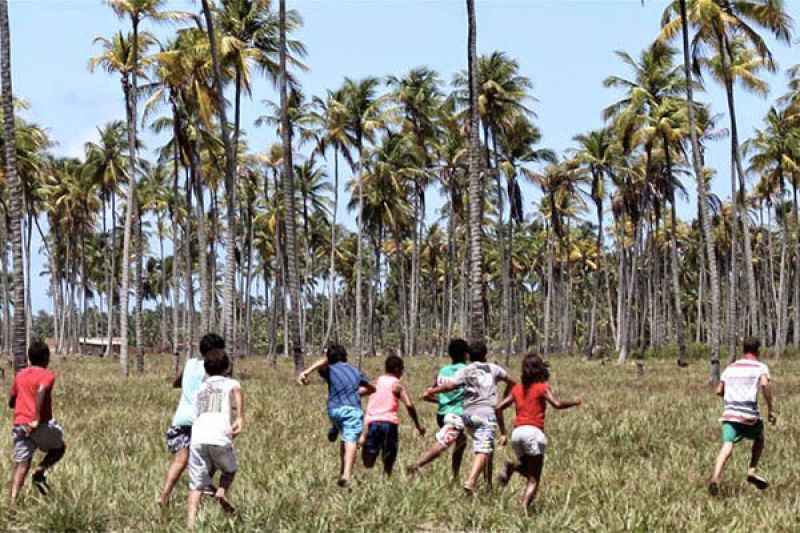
[323,146,339,349]
[277,0,304,373]
[183,171,194,361]
[466,0,484,342]
[191,147,210,336]
[0,0,26,371]
[106,191,117,357]
[200,0,238,349]
[663,137,687,365]
[679,0,721,382]
[135,202,144,373]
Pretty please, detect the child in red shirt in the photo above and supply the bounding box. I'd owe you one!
[496,353,581,511]
[8,340,65,507]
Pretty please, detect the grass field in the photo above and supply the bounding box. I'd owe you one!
[0,353,798,532]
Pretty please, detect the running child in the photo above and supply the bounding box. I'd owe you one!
[708,337,775,496]
[298,344,375,487]
[407,338,469,480]
[360,353,425,476]
[159,333,225,506]
[423,341,515,493]
[186,349,243,530]
[496,353,581,510]
[8,340,66,508]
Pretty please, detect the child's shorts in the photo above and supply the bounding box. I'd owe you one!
[188,443,238,491]
[165,425,192,454]
[12,420,65,463]
[328,406,364,443]
[435,413,465,448]
[363,421,399,463]
[722,420,764,443]
[511,425,548,458]
[463,414,498,454]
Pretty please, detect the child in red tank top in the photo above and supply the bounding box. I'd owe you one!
[496,353,582,512]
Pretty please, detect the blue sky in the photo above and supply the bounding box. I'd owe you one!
[8,0,799,312]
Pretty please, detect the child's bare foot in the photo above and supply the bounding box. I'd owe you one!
[405,465,419,479]
[32,471,49,496]
[463,483,476,496]
[215,495,236,515]
[747,474,769,490]
[336,477,350,489]
[707,481,719,496]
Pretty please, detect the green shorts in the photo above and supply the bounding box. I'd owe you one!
[722,421,764,444]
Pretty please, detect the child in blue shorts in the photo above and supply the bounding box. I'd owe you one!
[298,344,375,487]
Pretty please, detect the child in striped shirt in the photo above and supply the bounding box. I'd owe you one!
[708,337,776,496]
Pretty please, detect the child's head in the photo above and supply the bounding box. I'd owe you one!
[28,340,50,368]
[200,333,225,357]
[385,354,404,378]
[468,341,488,363]
[448,338,469,364]
[325,343,348,365]
[743,337,760,356]
[521,353,550,386]
[204,348,230,376]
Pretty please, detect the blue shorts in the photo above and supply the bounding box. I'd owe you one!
[363,421,399,465]
[328,406,364,443]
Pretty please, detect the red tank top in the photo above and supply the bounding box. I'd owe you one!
[512,382,549,429]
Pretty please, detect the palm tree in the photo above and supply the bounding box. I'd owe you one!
[0,0,25,371]
[277,0,303,372]
[466,0,484,343]
[199,0,242,351]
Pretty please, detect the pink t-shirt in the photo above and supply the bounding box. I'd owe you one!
[365,375,400,425]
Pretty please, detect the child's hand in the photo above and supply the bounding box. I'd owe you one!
[417,426,426,437]
[296,373,309,386]
[230,417,243,437]
[422,387,436,401]
[575,398,583,407]
[26,420,39,434]
[498,434,508,447]
[768,412,777,425]
[358,433,367,448]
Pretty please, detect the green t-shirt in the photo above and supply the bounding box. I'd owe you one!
[437,363,467,416]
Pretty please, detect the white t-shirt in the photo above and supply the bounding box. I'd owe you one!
[450,362,508,418]
[191,376,241,447]
[720,358,770,425]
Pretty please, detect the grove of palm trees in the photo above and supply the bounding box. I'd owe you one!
[0,1,799,530]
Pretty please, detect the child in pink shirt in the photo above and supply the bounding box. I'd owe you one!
[360,354,425,476]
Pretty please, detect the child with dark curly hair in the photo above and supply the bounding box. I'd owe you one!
[496,353,582,511]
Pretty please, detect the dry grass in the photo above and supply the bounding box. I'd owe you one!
[0,353,798,532]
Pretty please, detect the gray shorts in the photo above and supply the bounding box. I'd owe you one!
[12,421,65,463]
[511,425,548,459]
[188,444,237,491]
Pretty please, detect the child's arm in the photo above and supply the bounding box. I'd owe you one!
[172,367,184,388]
[423,370,440,405]
[396,383,425,436]
[544,388,582,410]
[760,374,776,424]
[8,380,16,409]
[423,381,458,400]
[29,385,49,431]
[358,381,376,397]
[297,357,328,385]
[495,394,514,445]
[230,386,244,437]
[715,382,725,397]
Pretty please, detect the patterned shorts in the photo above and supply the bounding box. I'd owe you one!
[166,425,192,454]
[12,421,65,463]
[463,414,498,455]
[435,413,465,448]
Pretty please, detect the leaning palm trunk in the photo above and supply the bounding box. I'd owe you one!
[466,0,484,342]
[200,0,239,351]
[278,0,304,373]
[677,0,721,383]
[0,0,26,371]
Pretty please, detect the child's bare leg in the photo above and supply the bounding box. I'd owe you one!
[484,452,493,488]
[408,442,447,475]
[159,448,189,505]
[341,442,358,483]
[339,442,345,477]
[451,436,466,480]
[521,455,544,510]
[186,489,202,530]
[215,471,237,514]
[711,442,734,484]
[9,461,30,508]
[35,446,65,475]
[464,453,489,492]
[748,435,764,476]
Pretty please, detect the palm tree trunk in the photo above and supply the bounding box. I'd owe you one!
[466,0,484,343]
[277,0,304,373]
[679,0,721,382]
[323,146,339,349]
[191,147,210,337]
[200,0,239,350]
[0,0,26,371]
[106,190,117,357]
[135,202,144,373]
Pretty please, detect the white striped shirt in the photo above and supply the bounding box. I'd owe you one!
[720,358,770,425]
